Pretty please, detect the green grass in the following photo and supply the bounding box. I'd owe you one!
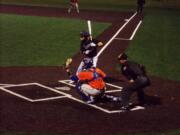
[126,9,180,81]
[1,9,180,82]
[0,14,110,66]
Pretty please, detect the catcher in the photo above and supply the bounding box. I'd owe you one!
[76,31,103,75]
[65,58,120,104]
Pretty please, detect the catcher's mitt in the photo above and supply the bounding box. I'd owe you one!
[65,58,73,69]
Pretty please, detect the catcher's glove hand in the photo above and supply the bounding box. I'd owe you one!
[65,58,72,69]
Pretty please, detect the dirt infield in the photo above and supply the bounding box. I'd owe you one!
[0,4,180,135]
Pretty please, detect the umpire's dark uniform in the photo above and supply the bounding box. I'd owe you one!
[118,53,150,109]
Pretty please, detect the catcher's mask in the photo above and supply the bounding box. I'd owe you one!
[83,58,93,70]
[80,31,90,38]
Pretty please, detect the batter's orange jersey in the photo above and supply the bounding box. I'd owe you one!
[77,68,106,90]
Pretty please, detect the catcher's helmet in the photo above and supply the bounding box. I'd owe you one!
[80,31,90,38]
[83,58,93,69]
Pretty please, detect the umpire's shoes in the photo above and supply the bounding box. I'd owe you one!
[104,95,122,102]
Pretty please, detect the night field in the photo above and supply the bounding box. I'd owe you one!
[0,1,180,135]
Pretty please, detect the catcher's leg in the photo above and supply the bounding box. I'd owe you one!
[81,84,102,104]
[75,83,89,101]
[81,84,101,96]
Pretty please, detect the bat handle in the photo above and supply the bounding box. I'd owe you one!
[90,35,92,41]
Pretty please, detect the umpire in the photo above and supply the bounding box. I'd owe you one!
[118,53,150,110]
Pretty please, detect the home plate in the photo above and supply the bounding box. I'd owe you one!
[55,86,71,91]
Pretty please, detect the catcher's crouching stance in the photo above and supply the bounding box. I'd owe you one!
[65,58,120,104]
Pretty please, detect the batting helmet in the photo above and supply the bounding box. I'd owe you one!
[80,31,90,38]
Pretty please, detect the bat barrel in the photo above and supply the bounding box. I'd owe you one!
[87,20,92,36]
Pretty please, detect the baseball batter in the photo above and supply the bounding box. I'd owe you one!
[76,31,103,75]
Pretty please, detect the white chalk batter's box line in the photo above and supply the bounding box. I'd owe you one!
[58,80,145,113]
[58,80,123,93]
[0,83,16,87]
[0,83,71,102]
[114,20,142,41]
[0,82,144,114]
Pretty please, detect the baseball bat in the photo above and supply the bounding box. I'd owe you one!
[87,20,92,40]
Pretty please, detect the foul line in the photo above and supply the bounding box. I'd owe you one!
[129,20,142,40]
[96,12,137,57]
[114,20,142,41]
